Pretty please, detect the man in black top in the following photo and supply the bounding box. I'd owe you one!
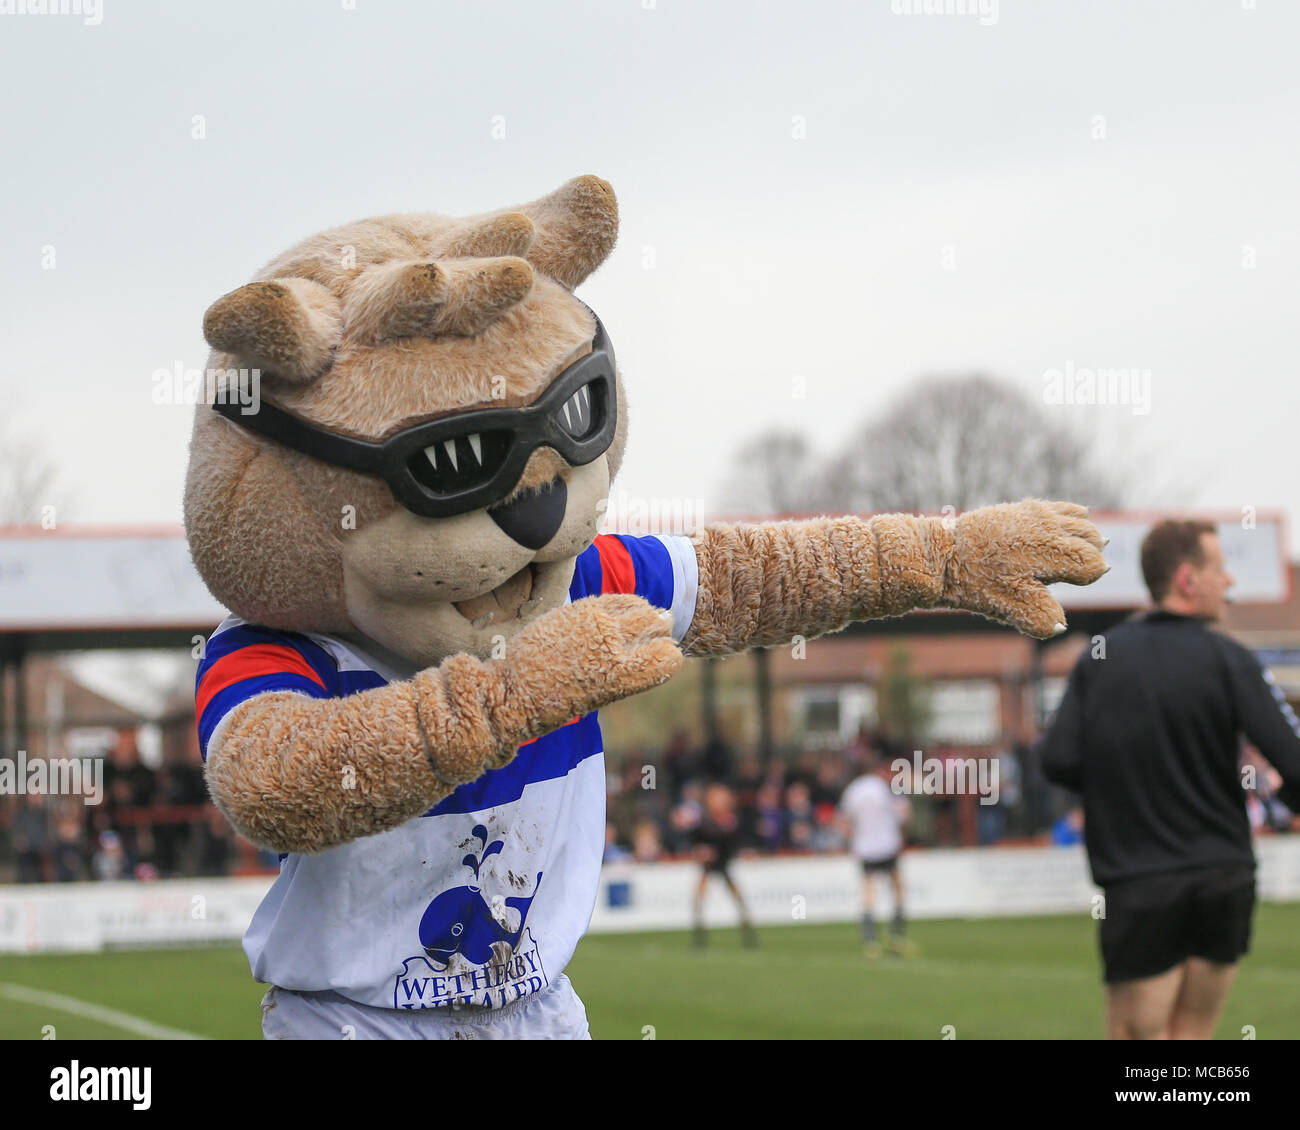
[1041,519,1300,1039]
[691,782,758,948]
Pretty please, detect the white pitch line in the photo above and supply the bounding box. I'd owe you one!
[0,982,204,1041]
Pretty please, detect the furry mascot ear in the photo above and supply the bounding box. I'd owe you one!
[438,211,537,260]
[203,277,341,383]
[509,175,626,474]
[342,257,535,343]
[499,175,619,290]
[437,175,625,475]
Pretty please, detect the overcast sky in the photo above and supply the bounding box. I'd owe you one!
[2,0,1298,555]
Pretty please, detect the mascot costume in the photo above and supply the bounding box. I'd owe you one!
[185,175,1107,1039]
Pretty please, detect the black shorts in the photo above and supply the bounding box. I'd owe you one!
[1099,864,1256,984]
[859,856,898,874]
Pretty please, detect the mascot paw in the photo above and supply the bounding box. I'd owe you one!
[500,594,683,734]
[945,500,1109,639]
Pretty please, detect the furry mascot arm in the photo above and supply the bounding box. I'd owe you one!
[681,500,1107,656]
[204,595,680,855]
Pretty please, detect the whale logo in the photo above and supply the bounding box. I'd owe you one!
[417,824,543,970]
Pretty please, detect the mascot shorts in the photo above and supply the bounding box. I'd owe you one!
[260,972,591,1040]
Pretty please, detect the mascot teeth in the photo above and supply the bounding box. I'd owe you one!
[423,434,483,473]
[560,388,588,435]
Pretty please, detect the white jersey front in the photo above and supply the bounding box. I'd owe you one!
[839,774,907,862]
[195,534,698,1012]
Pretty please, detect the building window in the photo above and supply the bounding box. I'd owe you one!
[928,680,999,745]
[792,686,877,748]
[804,696,840,735]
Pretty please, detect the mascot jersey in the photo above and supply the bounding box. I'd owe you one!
[195,533,698,1011]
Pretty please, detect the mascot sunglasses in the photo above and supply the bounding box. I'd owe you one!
[211,309,617,520]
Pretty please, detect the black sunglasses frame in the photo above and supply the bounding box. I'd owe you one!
[210,307,617,519]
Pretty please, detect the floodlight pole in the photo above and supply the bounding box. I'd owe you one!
[701,656,719,744]
[1029,635,1046,731]
[754,647,774,773]
[12,634,27,758]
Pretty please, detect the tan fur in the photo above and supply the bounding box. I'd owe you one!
[189,175,1107,859]
[341,257,535,344]
[683,501,1107,656]
[207,595,680,855]
[505,175,619,290]
[942,500,1107,634]
[441,212,536,259]
[202,278,341,383]
[242,176,615,296]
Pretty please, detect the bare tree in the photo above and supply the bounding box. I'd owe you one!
[0,420,66,525]
[718,429,822,516]
[817,374,1125,513]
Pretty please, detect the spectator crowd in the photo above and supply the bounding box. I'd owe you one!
[3,730,236,883]
[4,723,1290,882]
[602,727,1068,864]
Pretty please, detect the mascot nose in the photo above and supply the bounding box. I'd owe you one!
[489,479,567,550]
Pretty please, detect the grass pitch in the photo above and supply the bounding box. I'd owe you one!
[2,904,1297,1040]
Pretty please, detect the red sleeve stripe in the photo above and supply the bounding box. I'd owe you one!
[519,716,581,748]
[595,534,636,595]
[196,644,327,720]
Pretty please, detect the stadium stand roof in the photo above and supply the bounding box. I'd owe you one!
[0,526,223,652]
